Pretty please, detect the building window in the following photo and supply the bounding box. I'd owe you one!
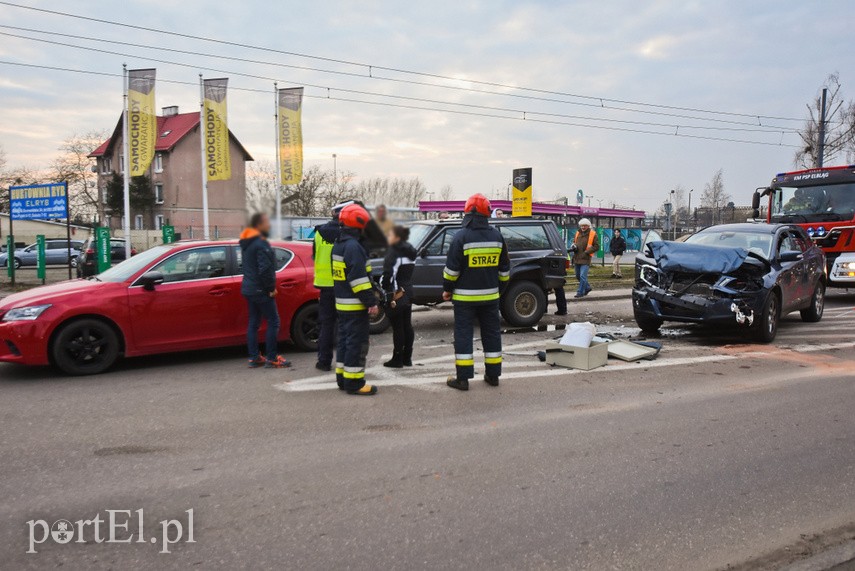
[154,183,164,204]
[134,215,144,230]
[154,153,163,173]
[155,215,165,230]
[101,157,112,174]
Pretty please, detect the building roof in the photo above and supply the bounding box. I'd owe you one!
[418,200,645,219]
[89,112,253,160]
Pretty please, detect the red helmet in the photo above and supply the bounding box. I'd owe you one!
[339,203,371,229]
[464,193,491,216]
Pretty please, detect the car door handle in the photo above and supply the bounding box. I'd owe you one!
[279,280,299,288]
[207,287,230,296]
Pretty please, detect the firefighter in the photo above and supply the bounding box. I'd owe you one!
[332,203,379,396]
[442,193,510,391]
[312,202,350,372]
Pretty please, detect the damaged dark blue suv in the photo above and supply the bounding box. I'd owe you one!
[632,223,826,342]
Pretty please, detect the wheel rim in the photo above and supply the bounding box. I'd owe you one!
[767,296,778,335]
[369,308,385,325]
[14,259,20,269]
[70,257,78,268]
[514,292,537,318]
[302,314,320,344]
[814,285,824,316]
[62,326,110,366]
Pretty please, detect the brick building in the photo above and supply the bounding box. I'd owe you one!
[89,106,253,238]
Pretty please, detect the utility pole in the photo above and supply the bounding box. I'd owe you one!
[817,87,828,168]
[687,189,694,232]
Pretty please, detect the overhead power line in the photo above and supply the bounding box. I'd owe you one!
[0,59,801,149]
[0,0,806,123]
[0,30,799,138]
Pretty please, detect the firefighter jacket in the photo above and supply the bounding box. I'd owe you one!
[442,213,511,303]
[332,228,377,312]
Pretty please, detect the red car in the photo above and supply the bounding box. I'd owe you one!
[0,240,320,375]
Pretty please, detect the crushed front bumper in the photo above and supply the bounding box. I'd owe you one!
[633,287,761,326]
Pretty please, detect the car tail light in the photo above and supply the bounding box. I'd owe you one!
[565,258,571,270]
[85,248,95,255]
[131,249,137,256]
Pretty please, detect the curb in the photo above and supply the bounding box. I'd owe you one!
[779,540,855,571]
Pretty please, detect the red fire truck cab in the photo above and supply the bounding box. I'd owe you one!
[753,164,855,286]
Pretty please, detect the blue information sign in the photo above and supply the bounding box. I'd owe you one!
[9,182,68,220]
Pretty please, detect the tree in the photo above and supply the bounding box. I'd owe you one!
[246,160,277,214]
[105,173,155,218]
[794,73,855,168]
[288,165,331,216]
[700,169,731,225]
[439,184,454,200]
[51,130,108,223]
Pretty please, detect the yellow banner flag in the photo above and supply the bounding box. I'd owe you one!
[512,167,532,217]
[127,69,157,176]
[278,87,303,185]
[203,78,231,181]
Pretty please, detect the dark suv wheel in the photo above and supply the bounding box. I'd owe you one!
[500,281,546,327]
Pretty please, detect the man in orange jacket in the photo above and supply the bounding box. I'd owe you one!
[570,218,599,298]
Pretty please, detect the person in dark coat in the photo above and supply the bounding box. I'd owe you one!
[240,213,289,368]
[380,225,418,368]
[312,206,344,372]
[610,229,627,278]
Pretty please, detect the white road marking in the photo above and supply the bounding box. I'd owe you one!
[274,341,855,393]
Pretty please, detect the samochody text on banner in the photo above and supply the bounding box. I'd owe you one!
[127,68,157,176]
[278,87,304,185]
[203,78,231,181]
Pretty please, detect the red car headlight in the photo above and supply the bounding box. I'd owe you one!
[2,304,52,322]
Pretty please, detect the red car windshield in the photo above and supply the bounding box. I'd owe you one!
[771,183,855,222]
[96,245,172,282]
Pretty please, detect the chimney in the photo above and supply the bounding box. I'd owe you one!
[162,106,179,117]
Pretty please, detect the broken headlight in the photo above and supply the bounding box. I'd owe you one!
[639,264,660,288]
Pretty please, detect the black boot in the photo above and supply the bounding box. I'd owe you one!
[383,352,403,368]
[402,348,413,367]
[484,374,499,387]
[446,376,469,391]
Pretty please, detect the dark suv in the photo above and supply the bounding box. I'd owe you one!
[370,218,568,332]
[77,237,137,277]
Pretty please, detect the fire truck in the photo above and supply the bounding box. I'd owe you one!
[753,164,855,286]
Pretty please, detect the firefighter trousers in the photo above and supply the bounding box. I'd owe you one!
[336,311,370,391]
[452,300,502,381]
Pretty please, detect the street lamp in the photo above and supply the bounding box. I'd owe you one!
[687,188,694,232]
[587,194,595,207]
[669,189,676,240]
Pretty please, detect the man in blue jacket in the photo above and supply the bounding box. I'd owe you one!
[240,213,290,368]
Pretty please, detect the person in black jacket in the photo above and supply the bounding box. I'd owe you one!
[610,229,627,278]
[380,225,418,368]
[240,213,290,368]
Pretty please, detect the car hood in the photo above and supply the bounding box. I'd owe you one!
[0,279,109,309]
[647,241,766,274]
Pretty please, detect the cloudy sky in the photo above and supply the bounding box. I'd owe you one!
[0,0,851,211]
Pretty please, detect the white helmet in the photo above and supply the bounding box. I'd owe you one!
[578,218,592,227]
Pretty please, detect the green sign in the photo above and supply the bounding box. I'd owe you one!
[96,227,111,273]
[162,225,175,244]
[596,227,605,259]
[6,234,13,280]
[36,235,46,281]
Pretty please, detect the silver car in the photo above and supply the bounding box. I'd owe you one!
[0,239,83,269]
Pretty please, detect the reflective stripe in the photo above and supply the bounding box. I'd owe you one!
[365,264,372,272]
[443,267,460,276]
[343,370,365,379]
[350,276,370,288]
[455,354,474,360]
[454,288,499,295]
[335,367,344,375]
[443,270,459,281]
[463,241,503,251]
[352,282,372,293]
[332,254,345,261]
[455,358,474,366]
[484,352,501,358]
[465,247,502,256]
[335,297,366,311]
[484,356,502,364]
[344,365,364,373]
[453,292,500,302]
[498,270,510,277]
[498,274,510,282]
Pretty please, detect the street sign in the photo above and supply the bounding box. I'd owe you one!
[597,227,606,259]
[36,235,46,282]
[162,225,175,244]
[512,167,532,217]
[6,234,13,282]
[576,189,584,205]
[664,202,672,216]
[9,182,68,220]
[96,227,111,273]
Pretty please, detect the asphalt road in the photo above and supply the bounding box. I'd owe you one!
[1,290,854,570]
